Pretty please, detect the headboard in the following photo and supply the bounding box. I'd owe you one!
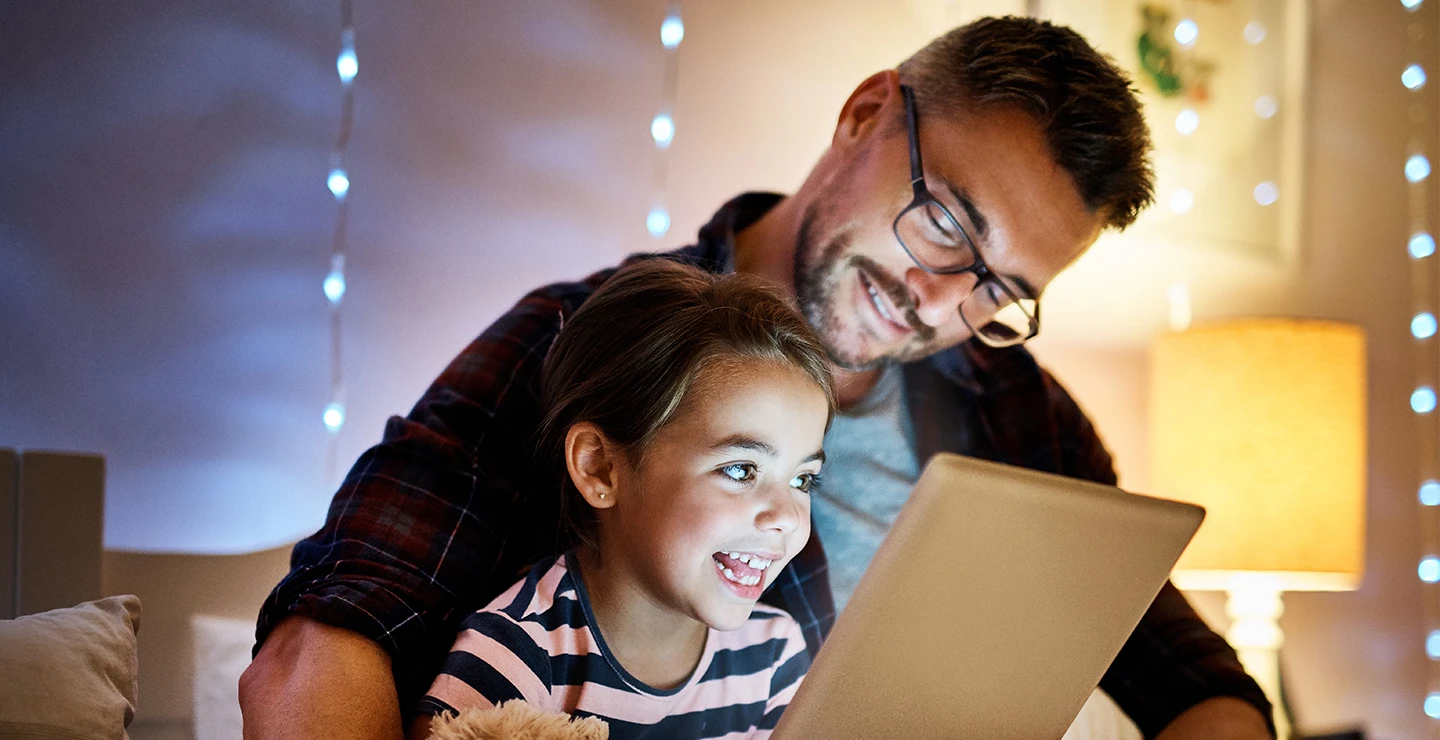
[0,449,105,618]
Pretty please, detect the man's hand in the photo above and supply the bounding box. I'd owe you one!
[240,616,405,740]
[1155,697,1273,740]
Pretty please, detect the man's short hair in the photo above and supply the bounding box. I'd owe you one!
[898,16,1154,230]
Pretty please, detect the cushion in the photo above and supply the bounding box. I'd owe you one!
[192,615,255,740]
[0,595,141,740]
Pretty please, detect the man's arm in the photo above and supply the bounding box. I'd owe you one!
[248,270,617,730]
[240,616,402,740]
[1155,698,1272,740]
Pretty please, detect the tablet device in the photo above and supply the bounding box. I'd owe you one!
[772,453,1204,740]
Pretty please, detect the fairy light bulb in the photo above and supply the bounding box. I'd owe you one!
[1408,154,1431,183]
[1174,19,1198,47]
[1411,232,1436,258]
[1415,312,1438,339]
[1175,109,1199,135]
[1404,64,1428,90]
[323,402,346,433]
[646,207,671,238]
[1243,21,1266,45]
[1421,480,1440,506]
[1253,181,1278,206]
[323,254,346,304]
[651,113,675,147]
[328,168,350,200]
[1169,188,1194,214]
[660,14,684,48]
[1414,386,1438,414]
[337,28,357,84]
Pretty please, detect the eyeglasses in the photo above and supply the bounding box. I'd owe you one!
[891,85,1040,348]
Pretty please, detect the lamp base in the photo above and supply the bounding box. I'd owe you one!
[1224,575,1290,740]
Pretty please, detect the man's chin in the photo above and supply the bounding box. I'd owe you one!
[824,334,953,371]
[821,333,900,372]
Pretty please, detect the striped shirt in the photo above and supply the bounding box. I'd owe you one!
[418,553,811,739]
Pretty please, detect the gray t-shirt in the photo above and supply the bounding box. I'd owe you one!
[810,363,921,611]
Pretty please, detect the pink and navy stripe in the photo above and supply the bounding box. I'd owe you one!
[418,553,810,739]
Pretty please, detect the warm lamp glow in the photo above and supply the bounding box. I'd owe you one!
[1151,319,1366,592]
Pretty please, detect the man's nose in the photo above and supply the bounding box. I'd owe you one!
[908,268,978,328]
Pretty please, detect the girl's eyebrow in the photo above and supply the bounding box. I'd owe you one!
[710,436,827,465]
[710,435,777,457]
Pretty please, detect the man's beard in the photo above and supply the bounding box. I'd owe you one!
[792,204,938,371]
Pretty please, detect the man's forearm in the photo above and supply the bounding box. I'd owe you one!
[240,616,405,740]
[1155,697,1273,740]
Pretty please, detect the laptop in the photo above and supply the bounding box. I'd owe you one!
[771,453,1204,740]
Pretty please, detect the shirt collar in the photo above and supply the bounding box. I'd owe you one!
[692,191,785,274]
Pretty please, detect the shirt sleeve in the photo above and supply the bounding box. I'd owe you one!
[1039,368,1276,739]
[758,616,812,731]
[417,609,556,717]
[253,270,613,712]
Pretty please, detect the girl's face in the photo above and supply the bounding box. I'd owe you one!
[602,359,829,632]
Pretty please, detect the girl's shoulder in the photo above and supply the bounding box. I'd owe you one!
[441,555,590,705]
[476,553,575,617]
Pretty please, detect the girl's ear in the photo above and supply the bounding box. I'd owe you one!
[565,422,621,510]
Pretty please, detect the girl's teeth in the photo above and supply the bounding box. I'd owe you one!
[715,561,764,587]
[722,552,773,570]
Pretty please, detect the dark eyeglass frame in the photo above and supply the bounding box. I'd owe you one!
[891,85,1041,347]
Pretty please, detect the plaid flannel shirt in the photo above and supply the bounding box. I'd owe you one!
[256,192,1273,738]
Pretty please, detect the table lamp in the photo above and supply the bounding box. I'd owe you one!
[1150,318,1366,740]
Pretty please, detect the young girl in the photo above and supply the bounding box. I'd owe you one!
[411,259,834,739]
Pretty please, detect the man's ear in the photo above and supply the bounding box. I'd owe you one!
[833,70,901,148]
[565,422,621,510]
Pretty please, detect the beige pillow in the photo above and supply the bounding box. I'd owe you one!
[0,595,141,740]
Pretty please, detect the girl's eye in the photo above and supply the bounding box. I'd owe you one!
[790,472,819,494]
[719,463,757,483]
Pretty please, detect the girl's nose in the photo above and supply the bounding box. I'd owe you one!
[756,486,804,535]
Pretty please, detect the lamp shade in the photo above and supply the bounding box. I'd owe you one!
[1151,318,1366,591]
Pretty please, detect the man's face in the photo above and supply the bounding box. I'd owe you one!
[794,100,1103,370]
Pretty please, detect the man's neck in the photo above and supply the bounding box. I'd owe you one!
[831,365,883,409]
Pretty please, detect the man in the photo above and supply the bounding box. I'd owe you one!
[242,16,1274,740]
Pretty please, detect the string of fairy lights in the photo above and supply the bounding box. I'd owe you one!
[646,3,684,239]
[1403,0,1440,726]
[317,2,680,451]
[320,0,357,467]
[1162,5,1281,218]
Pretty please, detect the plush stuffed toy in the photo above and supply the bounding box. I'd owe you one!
[426,700,610,740]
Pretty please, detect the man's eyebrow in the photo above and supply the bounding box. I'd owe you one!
[944,181,1040,299]
[945,182,989,240]
[711,435,778,458]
